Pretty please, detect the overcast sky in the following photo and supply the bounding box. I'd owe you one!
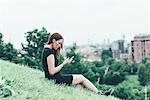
[0,0,150,49]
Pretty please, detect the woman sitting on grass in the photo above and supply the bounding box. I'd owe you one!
[41,32,113,96]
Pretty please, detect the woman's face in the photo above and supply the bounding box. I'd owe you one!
[53,39,64,50]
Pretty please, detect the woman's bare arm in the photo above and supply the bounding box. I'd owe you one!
[47,54,64,75]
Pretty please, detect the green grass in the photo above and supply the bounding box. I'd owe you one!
[0,60,119,100]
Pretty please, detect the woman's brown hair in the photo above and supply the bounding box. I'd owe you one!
[47,33,63,58]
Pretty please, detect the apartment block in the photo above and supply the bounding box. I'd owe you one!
[131,35,150,63]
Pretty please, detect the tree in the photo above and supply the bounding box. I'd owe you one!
[2,43,17,62]
[0,33,4,58]
[62,43,102,83]
[126,62,138,74]
[103,71,125,85]
[138,61,150,100]
[62,43,86,74]
[21,27,50,70]
[82,61,100,83]
[138,61,150,86]
[0,33,19,63]
[101,48,113,64]
[93,61,104,68]
[100,61,126,85]
[113,83,143,100]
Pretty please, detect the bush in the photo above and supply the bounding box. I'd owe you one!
[113,84,144,100]
[138,61,150,86]
[103,71,125,85]
[0,76,16,98]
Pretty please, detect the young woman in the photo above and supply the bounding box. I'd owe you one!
[41,33,112,96]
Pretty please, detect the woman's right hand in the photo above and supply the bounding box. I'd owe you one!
[63,57,72,65]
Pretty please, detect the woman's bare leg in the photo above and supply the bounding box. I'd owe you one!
[72,74,98,93]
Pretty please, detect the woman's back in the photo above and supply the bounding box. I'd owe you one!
[41,48,59,79]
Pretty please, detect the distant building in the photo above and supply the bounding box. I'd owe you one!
[120,53,132,63]
[118,40,124,53]
[111,40,125,59]
[77,45,101,61]
[131,34,150,63]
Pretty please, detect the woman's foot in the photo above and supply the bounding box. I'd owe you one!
[97,89,113,96]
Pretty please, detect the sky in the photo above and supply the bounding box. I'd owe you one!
[0,0,150,49]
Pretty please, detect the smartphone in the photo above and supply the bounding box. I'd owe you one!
[69,56,74,62]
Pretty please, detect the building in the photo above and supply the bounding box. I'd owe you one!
[77,45,101,61]
[131,35,150,63]
[120,53,132,63]
[111,40,125,59]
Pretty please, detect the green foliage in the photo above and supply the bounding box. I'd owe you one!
[101,61,126,85]
[138,60,150,86]
[85,71,99,83]
[0,33,3,45]
[107,58,115,65]
[104,71,125,85]
[101,48,113,64]
[62,44,101,83]
[109,61,125,72]
[0,42,18,63]
[83,62,100,82]
[0,76,16,98]
[142,58,150,64]
[113,85,143,100]
[0,33,20,63]
[96,84,113,91]
[93,61,104,67]
[58,54,64,64]
[21,27,50,70]
[124,62,138,74]
[0,33,4,58]
[97,67,105,76]
[97,75,145,100]
[113,75,144,100]
[2,43,17,61]
[66,43,81,63]
[62,43,84,74]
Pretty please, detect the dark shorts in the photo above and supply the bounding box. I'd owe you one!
[47,73,73,85]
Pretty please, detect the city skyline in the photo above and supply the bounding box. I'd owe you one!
[0,0,150,49]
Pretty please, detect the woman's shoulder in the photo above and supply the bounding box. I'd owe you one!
[43,47,54,54]
[44,47,54,53]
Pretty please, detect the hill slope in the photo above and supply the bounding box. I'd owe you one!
[0,60,119,100]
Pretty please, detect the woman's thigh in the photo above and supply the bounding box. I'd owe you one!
[72,74,85,85]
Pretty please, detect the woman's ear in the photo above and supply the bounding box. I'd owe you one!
[52,39,56,43]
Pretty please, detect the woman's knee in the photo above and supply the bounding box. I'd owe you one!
[77,74,85,80]
[72,74,86,85]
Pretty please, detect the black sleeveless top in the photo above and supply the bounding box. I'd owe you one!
[41,48,60,79]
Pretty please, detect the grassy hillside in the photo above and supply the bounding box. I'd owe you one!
[0,60,119,100]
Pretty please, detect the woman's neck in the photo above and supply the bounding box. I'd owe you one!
[44,44,52,49]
